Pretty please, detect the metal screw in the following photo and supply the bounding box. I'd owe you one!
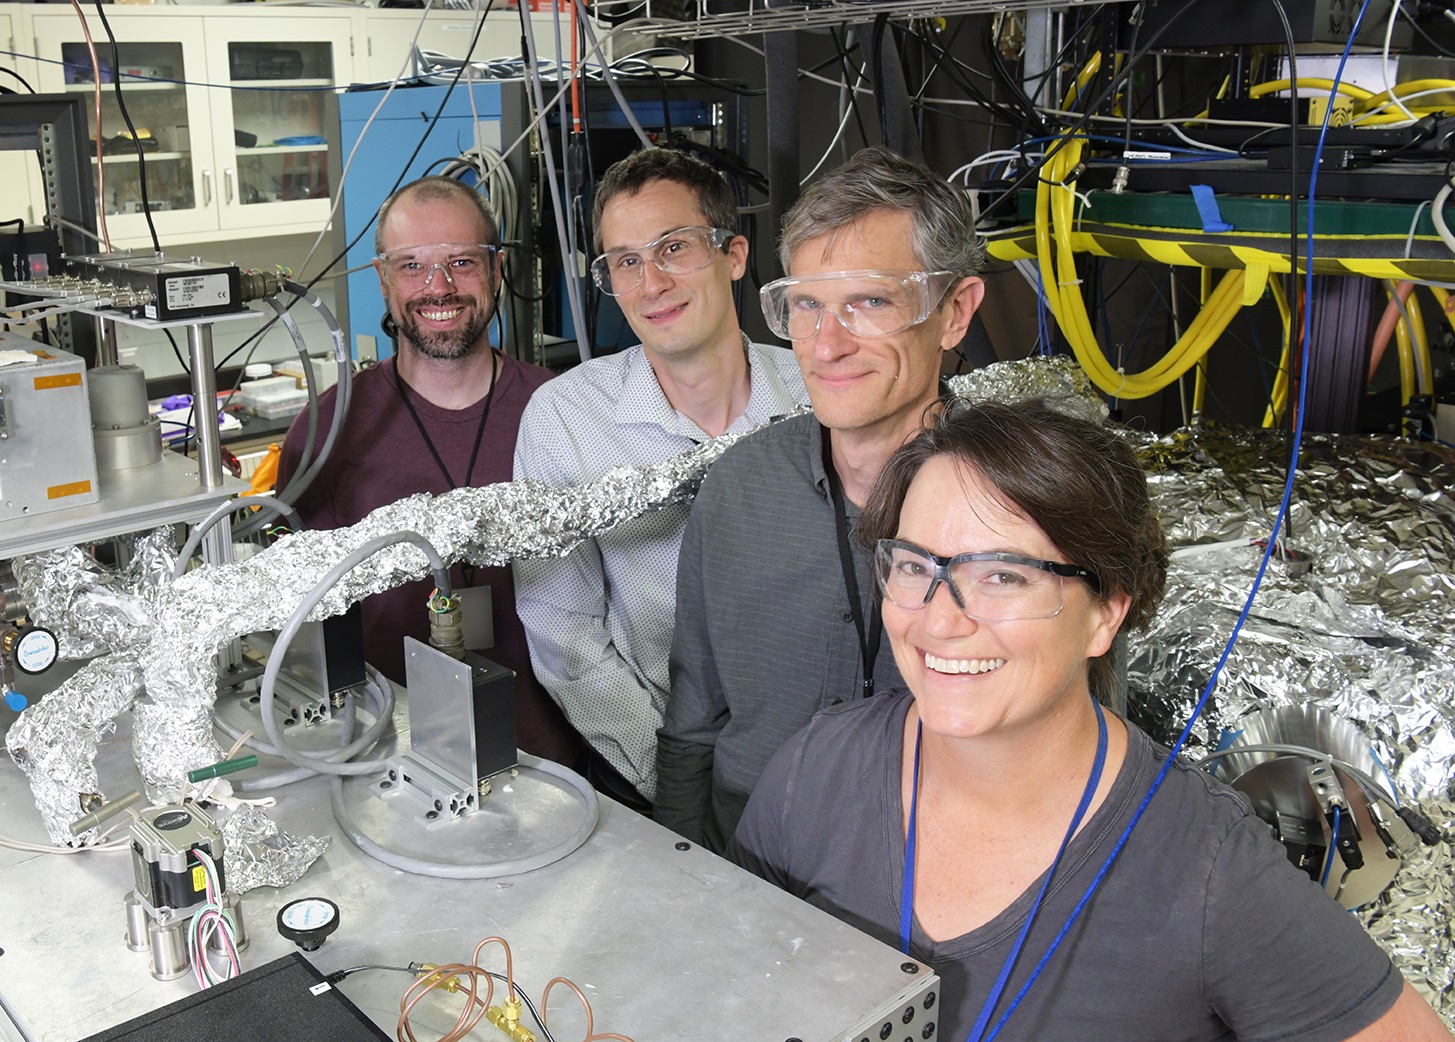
[900,962,919,974]
[674,841,690,851]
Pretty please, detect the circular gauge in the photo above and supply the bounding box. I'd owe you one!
[276,896,340,951]
[13,627,58,675]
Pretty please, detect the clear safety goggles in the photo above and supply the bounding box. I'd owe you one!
[590,226,735,296]
[874,539,1098,622]
[376,242,500,290]
[759,269,960,340]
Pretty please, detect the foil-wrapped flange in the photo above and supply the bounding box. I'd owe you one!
[1125,424,1455,1023]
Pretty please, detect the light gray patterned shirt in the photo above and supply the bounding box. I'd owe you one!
[512,342,807,800]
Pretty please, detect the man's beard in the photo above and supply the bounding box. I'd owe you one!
[396,295,491,360]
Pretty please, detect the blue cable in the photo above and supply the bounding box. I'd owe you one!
[1036,260,1052,357]
[981,4,1375,1038]
[1320,807,1342,888]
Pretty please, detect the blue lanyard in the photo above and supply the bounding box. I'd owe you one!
[897,697,1109,1042]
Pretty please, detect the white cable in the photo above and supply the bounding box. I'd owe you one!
[295,0,440,281]
[1381,1,1418,125]
[257,531,452,776]
[1432,181,1455,257]
[520,9,591,364]
[802,58,867,185]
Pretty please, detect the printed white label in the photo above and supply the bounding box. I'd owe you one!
[165,274,231,310]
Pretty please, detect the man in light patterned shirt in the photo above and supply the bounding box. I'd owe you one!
[512,149,808,811]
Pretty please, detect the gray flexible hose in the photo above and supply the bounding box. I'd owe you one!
[172,497,303,579]
[257,531,450,776]
[329,752,599,879]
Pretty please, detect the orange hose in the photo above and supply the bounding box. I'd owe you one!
[1369,280,1414,382]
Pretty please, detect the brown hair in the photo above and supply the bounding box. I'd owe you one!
[591,147,738,254]
[859,398,1167,698]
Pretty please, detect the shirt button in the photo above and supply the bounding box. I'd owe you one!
[829,698,843,706]
[841,611,854,622]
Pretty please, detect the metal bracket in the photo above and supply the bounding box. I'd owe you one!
[375,752,480,825]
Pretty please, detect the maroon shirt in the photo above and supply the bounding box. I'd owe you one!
[276,353,584,767]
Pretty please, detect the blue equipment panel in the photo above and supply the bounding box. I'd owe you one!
[338,84,504,361]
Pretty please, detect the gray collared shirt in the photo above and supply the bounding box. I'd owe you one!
[657,413,906,849]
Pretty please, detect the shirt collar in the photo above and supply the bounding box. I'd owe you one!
[614,334,774,441]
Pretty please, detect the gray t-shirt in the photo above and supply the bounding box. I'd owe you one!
[731,692,1402,1042]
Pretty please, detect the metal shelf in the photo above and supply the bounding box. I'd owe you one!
[0,450,247,560]
[633,0,1124,41]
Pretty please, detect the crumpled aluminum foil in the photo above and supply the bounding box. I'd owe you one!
[12,531,171,660]
[220,803,330,893]
[9,432,745,843]
[945,354,1109,424]
[1124,424,1455,1023]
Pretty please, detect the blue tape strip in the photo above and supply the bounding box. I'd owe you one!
[1190,184,1234,233]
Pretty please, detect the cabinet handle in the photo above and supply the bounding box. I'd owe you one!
[202,170,212,205]
[225,169,234,205]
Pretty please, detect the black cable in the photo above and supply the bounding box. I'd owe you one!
[93,0,161,255]
[0,67,35,94]
[214,0,498,378]
[829,26,872,150]
[974,0,1213,224]
[1121,3,1146,156]
[1267,0,1299,444]
[913,21,1043,136]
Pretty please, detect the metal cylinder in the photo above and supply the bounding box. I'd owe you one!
[123,891,150,953]
[87,365,150,428]
[212,892,248,953]
[89,364,162,470]
[147,917,190,981]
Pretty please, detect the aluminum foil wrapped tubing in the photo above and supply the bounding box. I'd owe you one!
[1125,425,1455,1020]
[12,528,176,659]
[945,354,1108,424]
[8,434,743,844]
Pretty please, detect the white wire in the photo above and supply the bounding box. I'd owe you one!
[1348,85,1455,125]
[295,0,442,280]
[1431,181,1455,257]
[1381,1,1418,125]
[802,58,867,185]
[1165,122,1238,154]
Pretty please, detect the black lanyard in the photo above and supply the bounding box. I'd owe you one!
[393,350,499,491]
[822,425,881,698]
[394,352,499,586]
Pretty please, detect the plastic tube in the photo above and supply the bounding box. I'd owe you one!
[329,752,598,879]
[217,665,397,791]
[256,532,450,776]
[173,497,303,580]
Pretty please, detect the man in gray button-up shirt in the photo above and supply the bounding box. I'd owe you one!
[657,148,987,850]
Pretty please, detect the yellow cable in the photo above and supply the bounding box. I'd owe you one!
[1192,267,1213,414]
[1354,78,1455,112]
[1390,287,1416,408]
[1405,285,1433,396]
[1063,50,1102,111]
[1035,140,1249,398]
[1249,78,1374,101]
[1263,277,1291,427]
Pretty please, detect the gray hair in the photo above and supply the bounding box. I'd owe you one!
[779,147,986,278]
[374,176,501,255]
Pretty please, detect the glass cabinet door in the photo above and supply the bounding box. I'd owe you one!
[31,14,218,246]
[206,19,350,235]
